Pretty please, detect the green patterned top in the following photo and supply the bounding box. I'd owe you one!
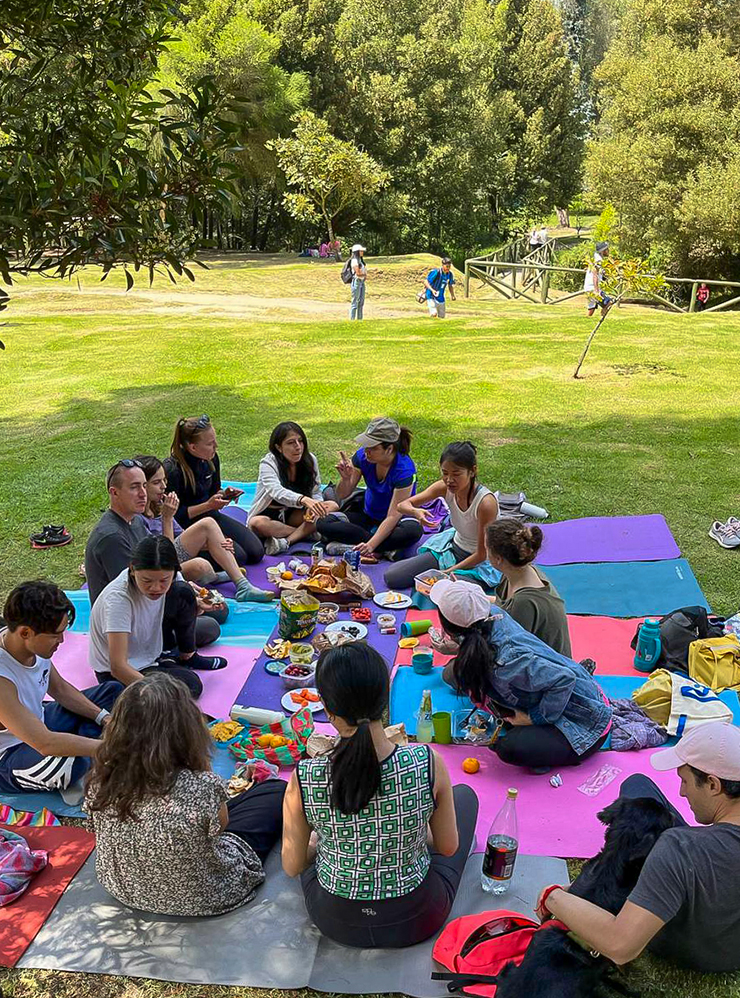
[298,743,435,900]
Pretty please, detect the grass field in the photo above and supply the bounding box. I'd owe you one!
[0,254,739,997]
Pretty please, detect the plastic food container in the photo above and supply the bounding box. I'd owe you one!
[279,663,317,689]
[289,642,315,666]
[414,569,447,596]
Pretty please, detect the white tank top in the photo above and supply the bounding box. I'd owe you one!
[0,637,52,757]
[448,485,493,553]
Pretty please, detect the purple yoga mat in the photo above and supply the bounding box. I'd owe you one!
[535,514,680,565]
[234,556,409,721]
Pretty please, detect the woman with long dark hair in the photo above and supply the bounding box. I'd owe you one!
[282,643,478,948]
[136,455,273,602]
[431,580,611,771]
[163,415,264,565]
[87,535,230,700]
[248,422,338,555]
[316,417,424,559]
[385,440,499,589]
[87,672,285,916]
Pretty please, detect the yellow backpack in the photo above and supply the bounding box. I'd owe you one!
[688,635,740,692]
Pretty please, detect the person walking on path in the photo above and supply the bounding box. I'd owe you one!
[349,244,367,320]
[584,241,611,317]
[425,257,456,319]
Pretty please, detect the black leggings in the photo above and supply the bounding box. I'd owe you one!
[95,657,203,700]
[226,780,287,862]
[493,724,609,769]
[317,511,423,555]
[206,511,264,565]
[300,784,478,948]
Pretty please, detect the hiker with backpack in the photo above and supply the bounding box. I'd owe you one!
[425,257,456,318]
[342,244,367,320]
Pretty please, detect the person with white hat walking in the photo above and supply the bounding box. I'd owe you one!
[349,244,367,320]
[537,721,740,972]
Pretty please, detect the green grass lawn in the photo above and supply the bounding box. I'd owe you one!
[0,255,739,997]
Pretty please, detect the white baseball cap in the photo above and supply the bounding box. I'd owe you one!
[429,579,492,629]
[351,243,366,253]
[650,721,740,780]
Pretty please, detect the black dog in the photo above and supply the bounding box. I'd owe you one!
[494,797,675,998]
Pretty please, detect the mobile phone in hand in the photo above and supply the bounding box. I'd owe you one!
[221,487,244,503]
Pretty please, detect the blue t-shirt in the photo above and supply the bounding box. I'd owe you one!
[425,269,455,302]
[352,449,417,521]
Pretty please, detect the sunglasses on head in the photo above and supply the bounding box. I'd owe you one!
[179,414,210,429]
[106,458,143,489]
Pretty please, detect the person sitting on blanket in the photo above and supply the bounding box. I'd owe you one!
[163,414,265,564]
[87,671,286,916]
[485,520,571,656]
[247,421,339,556]
[137,454,273,602]
[384,441,499,590]
[433,580,611,771]
[537,722,740,973]
[282,642,479,948]
[88,535,230,701]
[316,417,424,561]
[0,581,122,798]
[84,457,223,650]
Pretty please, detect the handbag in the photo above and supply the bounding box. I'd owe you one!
[688,635,740,692]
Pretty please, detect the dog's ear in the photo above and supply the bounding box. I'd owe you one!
[596,798,626,828]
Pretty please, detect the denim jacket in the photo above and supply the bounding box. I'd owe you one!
[482,608,612,755]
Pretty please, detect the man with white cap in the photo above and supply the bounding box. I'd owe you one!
[349,244,367,320]
[537,721,740,971]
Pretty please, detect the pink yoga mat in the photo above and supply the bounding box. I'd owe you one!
[51,633,259,721]
[568,616,646,677]
[436,742,694,857]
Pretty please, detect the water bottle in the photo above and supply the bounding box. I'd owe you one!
[634,618,662,672]
[416,690,434,744]
[482,788,519,894]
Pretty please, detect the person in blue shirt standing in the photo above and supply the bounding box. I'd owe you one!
[425,257,456,318]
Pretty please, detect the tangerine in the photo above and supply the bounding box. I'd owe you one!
[281,570,294,580]
[462,757,480,774]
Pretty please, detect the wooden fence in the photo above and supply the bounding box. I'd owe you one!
[463,256,740,313]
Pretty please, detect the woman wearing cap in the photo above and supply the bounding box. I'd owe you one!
[316,418,424,559]
[431,579,611,770]
[282,642,478,948]
[349,244,367,320]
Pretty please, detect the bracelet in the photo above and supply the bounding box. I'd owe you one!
[95,708,111,726]
[538,883,566,917]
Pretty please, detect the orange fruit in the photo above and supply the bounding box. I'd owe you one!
[462,757,480,774]
[281,570,294,580]
[270,735,287,748]
[256,734,273,748]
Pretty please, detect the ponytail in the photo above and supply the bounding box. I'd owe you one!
[169,416,213,493]
[315,643,389,815]
[396,426,412,456]
[440,614,497,704]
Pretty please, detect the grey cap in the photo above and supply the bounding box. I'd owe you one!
[355,417,401,448]
[595,241,609,253]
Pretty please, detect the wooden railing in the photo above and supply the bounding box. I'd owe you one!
[463,258,740,313]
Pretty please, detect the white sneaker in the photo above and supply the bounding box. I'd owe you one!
[264,536,289,556]
[726,516,740,538]
[709,521,740,549]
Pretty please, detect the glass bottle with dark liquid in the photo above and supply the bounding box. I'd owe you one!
[481,788,519,894]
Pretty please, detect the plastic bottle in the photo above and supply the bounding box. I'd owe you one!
[634,618,662,672]
[416,690,434,743]
[481,788,519,894]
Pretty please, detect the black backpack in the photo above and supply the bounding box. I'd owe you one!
[340,259,353,284]
[631,606,724,675]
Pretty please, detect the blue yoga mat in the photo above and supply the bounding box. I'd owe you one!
[220,480,257,512]
[545,559,710,617]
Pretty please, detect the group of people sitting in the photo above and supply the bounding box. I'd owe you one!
[0,412,738,972]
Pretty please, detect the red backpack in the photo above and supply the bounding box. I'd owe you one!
[432,910,564,997]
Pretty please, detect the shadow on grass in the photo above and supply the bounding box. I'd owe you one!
[0,383,739,613]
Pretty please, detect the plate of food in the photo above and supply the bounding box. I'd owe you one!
[281,688,324,714]
[324,621,368,640]
[373,591,413,610]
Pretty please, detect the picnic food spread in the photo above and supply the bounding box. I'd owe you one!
[290,688,321,707]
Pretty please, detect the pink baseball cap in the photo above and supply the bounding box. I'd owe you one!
[429,579,492,629]
[650,721,740,780]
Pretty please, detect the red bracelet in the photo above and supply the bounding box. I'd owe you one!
[538,883,566,917]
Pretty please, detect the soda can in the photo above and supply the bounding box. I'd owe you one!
[311,544,324,567]
[344,549,361,571]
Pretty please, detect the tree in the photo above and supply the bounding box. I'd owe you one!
[573,256,668,377]
[268,112,390,250]
[0,0,244,318]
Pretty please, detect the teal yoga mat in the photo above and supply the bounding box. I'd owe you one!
[544,559,710,617]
